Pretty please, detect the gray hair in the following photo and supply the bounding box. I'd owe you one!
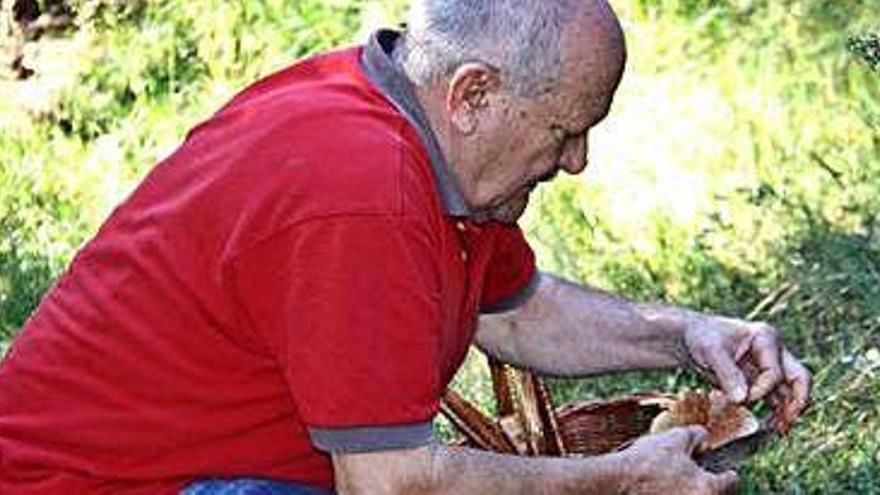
[393,0,571,97]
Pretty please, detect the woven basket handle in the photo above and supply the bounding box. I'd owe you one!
[441,351,566,456]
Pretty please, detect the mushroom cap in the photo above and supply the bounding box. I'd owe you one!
[648,390,760,450]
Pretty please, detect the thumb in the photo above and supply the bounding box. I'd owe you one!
[674,425,709,455]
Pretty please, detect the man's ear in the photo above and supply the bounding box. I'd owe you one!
[446,62,502,135]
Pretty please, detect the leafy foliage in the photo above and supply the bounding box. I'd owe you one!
[849,31,880,71]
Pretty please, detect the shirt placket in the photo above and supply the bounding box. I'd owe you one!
[452,220,486,327]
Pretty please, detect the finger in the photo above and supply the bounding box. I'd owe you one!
[782,349,812,422]
[752,361,792,434]
[710,470,740,495]
[746,325,784,402]
[765,388,786,431]
[705,346,749,403]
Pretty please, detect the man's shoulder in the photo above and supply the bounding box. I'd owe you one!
[206,47,421,160]
[169,47,440,232]
[215,46,398,131]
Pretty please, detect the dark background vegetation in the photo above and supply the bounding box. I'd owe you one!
[1,1,878,492]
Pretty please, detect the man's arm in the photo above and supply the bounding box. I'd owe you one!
[477,274,692,376]
[477,272,691,376]
[476,273,811,426]
[332,427,738,495]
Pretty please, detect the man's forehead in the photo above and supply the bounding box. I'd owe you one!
[561,49,625,127]
[541,77,612,130]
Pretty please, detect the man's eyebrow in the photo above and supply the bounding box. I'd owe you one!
[567,116,593,135]
[583,105,611,130]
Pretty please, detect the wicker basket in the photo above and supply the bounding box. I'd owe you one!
[440,356,761,458]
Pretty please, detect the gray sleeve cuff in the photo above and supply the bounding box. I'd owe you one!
[309,422,435,453]
[480,270,541,314]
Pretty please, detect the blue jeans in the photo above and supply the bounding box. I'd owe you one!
[181,478,335,495]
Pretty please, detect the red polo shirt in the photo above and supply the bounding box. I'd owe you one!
[0,31,537,494]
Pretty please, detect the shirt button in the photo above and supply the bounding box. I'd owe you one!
[460,250,468,262]
[455,221,467,232]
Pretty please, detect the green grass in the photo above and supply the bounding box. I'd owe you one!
[2,1,879,492]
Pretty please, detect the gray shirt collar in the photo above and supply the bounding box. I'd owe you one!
[361,29,471,218]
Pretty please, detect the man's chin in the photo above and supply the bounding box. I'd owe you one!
[483,193,531,224]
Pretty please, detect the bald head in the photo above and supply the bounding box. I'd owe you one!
[395,0,626,98]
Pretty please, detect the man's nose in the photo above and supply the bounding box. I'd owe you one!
[559,134,589,175]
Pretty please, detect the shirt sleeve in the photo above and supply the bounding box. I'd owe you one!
[228,213,442,452]
[479,224,540,314]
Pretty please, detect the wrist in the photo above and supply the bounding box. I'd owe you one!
[636,303,701,369]
[585,451,630,494]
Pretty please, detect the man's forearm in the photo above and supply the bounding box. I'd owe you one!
[333,444,622,495]
[476,272,700,376]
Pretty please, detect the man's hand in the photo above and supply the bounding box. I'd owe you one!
[682,316,812,432]
[615,426,739,495]
[477,273,812,431]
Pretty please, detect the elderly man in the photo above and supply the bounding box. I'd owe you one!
[0,0,810,493]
